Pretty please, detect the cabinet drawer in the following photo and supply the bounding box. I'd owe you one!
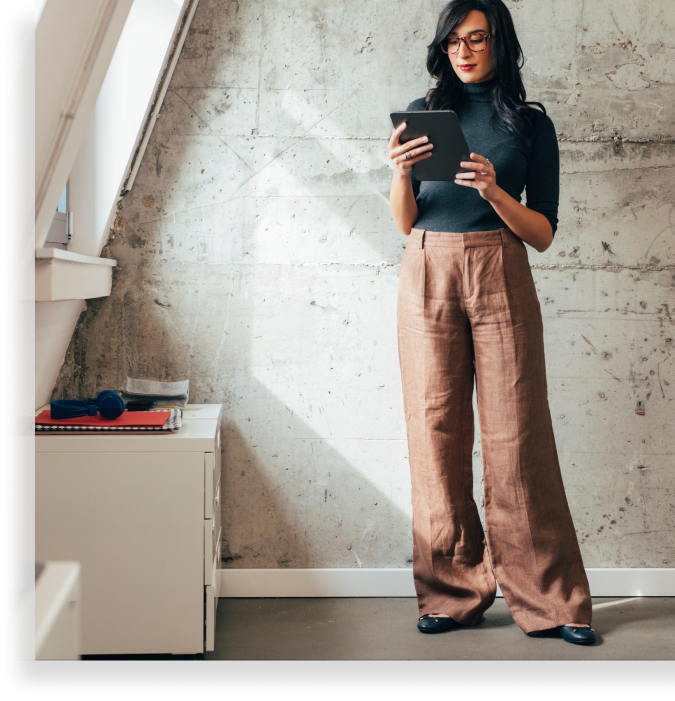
[204,518,214,582]
[204,432,221,519]
[214,476,221,548]
[206,527,221,590]
[205,584,215,653]
[214,535,222,598]
[213,476,221,520]
[204,453,219,519]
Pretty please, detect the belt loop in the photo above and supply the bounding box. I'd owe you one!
[419,230,426,249]
[500,228,509,247]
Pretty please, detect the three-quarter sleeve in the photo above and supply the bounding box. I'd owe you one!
[525,112,560,237]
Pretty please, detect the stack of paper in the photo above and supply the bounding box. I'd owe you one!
[118,377,189,408]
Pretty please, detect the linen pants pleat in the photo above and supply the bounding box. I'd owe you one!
[397,227,592,633]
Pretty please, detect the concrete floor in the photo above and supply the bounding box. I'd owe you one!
[204,597,675,661]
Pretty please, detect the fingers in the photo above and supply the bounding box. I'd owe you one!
[395,143,433,164]
[392,136,429,156]
[456,157,493,180]
[454,154,494,193]
[394,149,433,172]
[455,169,489,184]
[454,172,488,185]
[388,121,408,148]
[402,151,433,167]
[390,135,431,159]
[458,162,482,171]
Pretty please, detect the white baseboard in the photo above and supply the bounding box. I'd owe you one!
[217,567,675,598]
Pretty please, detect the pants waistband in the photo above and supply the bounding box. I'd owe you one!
[410,227,521,249]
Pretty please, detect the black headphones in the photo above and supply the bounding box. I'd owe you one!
[50,390,126,420]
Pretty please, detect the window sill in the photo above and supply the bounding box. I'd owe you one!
[35,248,118,302]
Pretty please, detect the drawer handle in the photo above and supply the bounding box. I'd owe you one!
[212,522,215,535]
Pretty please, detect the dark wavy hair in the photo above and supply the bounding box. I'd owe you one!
[424,0,545,140]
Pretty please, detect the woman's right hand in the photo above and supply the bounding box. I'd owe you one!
[388,122,433,175]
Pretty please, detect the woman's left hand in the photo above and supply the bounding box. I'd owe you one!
[455,152,499,202]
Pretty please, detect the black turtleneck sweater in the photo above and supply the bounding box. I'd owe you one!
[406,76,559,237]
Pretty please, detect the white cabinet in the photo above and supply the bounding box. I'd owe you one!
[35,404,222,655]
[35,561,81,660]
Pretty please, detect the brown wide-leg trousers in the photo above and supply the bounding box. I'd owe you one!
[397,226,592,634]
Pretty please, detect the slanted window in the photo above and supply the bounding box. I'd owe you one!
[57,183,67,214]
[44,181,72,249]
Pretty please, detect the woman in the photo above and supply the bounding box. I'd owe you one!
[388,0,595,645]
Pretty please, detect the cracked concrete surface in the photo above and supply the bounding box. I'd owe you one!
[53,0,674,569]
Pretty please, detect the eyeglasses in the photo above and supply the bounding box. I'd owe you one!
[442,32,493,54]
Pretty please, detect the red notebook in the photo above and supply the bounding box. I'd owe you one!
[35,410,171,427]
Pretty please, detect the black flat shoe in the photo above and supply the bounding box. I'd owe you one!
[560,625,596,645]
[417,614,456,634]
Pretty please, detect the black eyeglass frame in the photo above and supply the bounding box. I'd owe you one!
[441,32,494,55]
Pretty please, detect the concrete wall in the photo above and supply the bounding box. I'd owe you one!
[52,0,674,569]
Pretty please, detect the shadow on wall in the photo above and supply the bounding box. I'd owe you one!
[220,392,414,569]
[53,281,417,570]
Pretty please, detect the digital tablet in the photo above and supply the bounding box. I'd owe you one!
[390,110,472,181]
